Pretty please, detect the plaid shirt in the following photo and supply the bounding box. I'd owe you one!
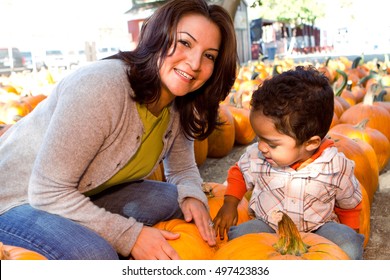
[238,143,362,232]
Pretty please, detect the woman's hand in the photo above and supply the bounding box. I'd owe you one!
[212,196,240,240]
[181,197,216,246]
[130,226,181,260]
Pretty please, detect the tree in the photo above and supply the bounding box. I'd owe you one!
[250,0,325,27]
[249,0,326,50]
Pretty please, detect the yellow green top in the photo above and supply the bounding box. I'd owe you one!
[85,102,170,196]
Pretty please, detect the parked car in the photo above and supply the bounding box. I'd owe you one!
[96,47,119,60]
[0,47,26,75]
[43,50,78,70]
[20,51,44,72]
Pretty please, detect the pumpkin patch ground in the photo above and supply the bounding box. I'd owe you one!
[199,143,390,260]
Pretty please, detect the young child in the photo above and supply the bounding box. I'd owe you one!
[213,66,364,259]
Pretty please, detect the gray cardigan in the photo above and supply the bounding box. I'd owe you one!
[0,59,207,256]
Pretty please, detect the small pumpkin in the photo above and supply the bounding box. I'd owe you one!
[213,211,350,260]
[0,242,47,260]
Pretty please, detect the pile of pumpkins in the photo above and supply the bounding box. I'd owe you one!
[1,55,390,260]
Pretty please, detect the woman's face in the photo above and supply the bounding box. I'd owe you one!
[159,13,221,101]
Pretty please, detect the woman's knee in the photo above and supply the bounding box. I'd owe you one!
[0,205,119,260]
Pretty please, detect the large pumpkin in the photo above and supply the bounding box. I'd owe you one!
[359,184,371,247]
[153,219,216,260]
[213,212,349,260]
[194,138,208,166]
[228,105,256,145]
[339,89,390,141]
[225,94,256,145]
[207,104,235,158]
[330,119,390,172]
[0,242,47,260]
[327,131,379,205]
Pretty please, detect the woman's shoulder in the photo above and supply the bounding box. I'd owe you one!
[71,59,128,81]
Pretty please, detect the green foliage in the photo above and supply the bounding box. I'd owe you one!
[250,0,325,26]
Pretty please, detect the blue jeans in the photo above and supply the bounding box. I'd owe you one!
[0,180,183,259]
[228,219,365,260]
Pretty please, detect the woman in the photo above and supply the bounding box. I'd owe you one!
[0,0,237,260]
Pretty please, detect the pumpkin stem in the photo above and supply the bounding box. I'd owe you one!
[375,89,388,101]
[355,118,369,130]
[363,83,379,106]
[0,242,11,260]
[272,211,309,256]
[334,70,348,96]
[351,56,362,69]
[201,182,214,198]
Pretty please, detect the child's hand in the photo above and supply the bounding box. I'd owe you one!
[212,196,241,240]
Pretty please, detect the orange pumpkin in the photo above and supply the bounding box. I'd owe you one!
[194,138,208,166]
[153,219,216,260]
[1,85,19,95]
[227,101,256,145]
[213,212,349,260]
[330,112,339,129]
[21,94,47,110]
[0,99,32,124]
[207,104,235,158]
[327,131,378,205]
[330,119,390,172]
[333,97,346,118]
[0,242,47,260]
[359,184,371,247]
[339,89,390,141]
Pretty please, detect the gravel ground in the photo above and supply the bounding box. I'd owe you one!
[198,144,390,260]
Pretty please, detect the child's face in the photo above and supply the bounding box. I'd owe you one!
[250,111,312,168]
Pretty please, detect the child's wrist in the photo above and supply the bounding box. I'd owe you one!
[223,195,241,206]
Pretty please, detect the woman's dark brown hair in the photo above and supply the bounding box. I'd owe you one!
[110,0,238,140]
[250,65,334,145]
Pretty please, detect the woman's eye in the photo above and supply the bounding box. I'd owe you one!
[178,39,190,47]
[205,53,216,62]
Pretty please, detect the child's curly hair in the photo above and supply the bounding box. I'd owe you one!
[250,65,334,145]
